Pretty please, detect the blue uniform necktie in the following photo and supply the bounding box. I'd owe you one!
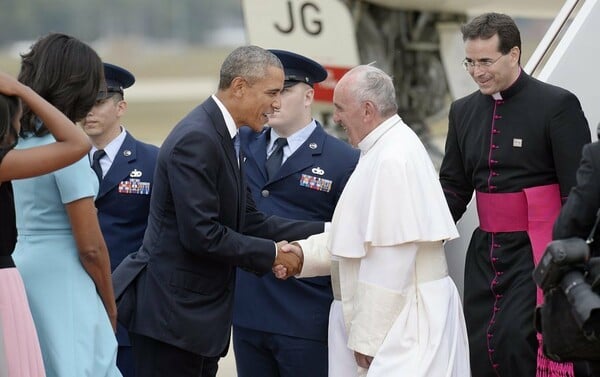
[91,149,106,181]
[265,138,287,180]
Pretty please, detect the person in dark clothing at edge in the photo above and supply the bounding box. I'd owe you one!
[553,139,600,377]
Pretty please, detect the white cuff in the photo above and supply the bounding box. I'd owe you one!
[295,232,331,278]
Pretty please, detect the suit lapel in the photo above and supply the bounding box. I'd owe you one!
[202,98,243,226]
[97,132,137,199]
[204,98,240,182]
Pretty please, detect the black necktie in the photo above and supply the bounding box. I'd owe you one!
[265,138,287,180]
[91,149,106,181]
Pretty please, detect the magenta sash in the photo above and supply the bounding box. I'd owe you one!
[476,184,561,275]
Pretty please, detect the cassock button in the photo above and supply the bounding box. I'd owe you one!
[261,190,270,197]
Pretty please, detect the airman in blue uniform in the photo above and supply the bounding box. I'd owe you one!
[82,62,159,377]
[233,50,359,377]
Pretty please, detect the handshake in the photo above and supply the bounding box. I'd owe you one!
[272,241,304,280]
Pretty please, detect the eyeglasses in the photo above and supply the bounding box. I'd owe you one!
[462,54,506,71]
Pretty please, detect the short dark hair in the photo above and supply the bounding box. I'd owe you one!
[110,92,124,102]
[98,92,124,103]
[0,94,21,150]
[218,45,282,90]
[461,13,521,58]
[18,33,104,137]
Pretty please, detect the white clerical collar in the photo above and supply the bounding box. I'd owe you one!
[212,94,237,139]
[491,67,521,100]
[357,114,401,155]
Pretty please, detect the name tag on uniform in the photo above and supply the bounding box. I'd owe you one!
[118,178,151,195]
[299,174,332,193]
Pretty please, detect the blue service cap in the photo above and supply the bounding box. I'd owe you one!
[269,49,327,88]
[98,62,135,99]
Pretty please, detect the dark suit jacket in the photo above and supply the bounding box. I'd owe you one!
[112,97,323,357]
[554,141,600,256]
[233,124,358,342]
[95,131,158,348]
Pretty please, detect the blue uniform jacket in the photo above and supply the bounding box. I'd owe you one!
[233,123,359,341]
[96,131,159,272]
[96,131,158,347]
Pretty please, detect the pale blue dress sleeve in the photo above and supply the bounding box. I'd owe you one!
[53,155,98,204]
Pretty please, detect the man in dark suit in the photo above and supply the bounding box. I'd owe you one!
[233,49,359,377]
[553,140,600,377]
[554,140,600,255]
[112,45,324,377]
[82,62,159,377]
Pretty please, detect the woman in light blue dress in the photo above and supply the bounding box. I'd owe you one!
[0,70,91,377]
[11,33,121,377]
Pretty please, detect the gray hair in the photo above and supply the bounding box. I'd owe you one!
[346,65,398,117]
[218,45,283,89]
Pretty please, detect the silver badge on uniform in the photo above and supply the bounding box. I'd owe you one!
[513,138,523,148]
[123,150,132,157]
[130,169,142,178]
[311,167,325,175]
[309,143,317,150]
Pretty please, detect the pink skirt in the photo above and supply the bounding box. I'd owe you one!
[0,268,45,377]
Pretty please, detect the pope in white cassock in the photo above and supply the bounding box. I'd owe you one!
[277,65,471,377]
